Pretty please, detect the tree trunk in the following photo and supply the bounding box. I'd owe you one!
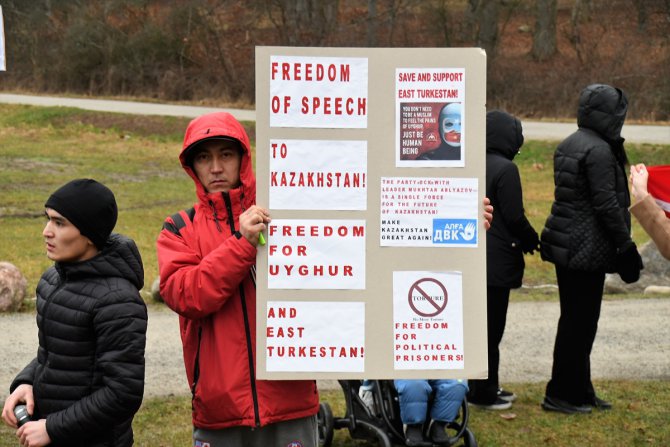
[532,0,557,61]
[570,0,591,63]
[367,0,377,46]
[632,0,648,32]
[477,0,499,60]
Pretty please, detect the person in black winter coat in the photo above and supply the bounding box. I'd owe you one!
[1,179,147,447]
[467,110,539,411]
[540,84,643,414]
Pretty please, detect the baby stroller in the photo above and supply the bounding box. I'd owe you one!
[318,380,476,447]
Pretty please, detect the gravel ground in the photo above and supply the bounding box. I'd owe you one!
[1,298,668,402]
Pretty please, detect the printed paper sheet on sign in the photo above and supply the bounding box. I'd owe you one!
[270,55,368,128]
[267,219,366,289]
[380,177,479,247]
[395,68,465,167]
[393,271,465,370]
[269,139,368,210]
[266,301,365,372]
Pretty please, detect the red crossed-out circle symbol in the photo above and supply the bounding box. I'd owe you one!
[407,278,448,317]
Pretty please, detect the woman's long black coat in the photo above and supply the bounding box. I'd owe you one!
[486,111,539,288]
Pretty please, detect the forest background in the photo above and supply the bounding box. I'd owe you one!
[1,0,669,122]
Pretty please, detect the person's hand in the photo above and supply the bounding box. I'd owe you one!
[616,242,644,284]
[2,384,34,428]
[630,163,650,202]
[239,205,271,246]
[521,232,541,255]
[483,197,493,231]
[17,419,51,447]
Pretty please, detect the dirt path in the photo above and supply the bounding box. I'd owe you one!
[1,298,668,400]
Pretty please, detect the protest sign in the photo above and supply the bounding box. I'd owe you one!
[256,46,487,379]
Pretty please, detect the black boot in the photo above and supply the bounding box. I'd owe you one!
[405,424,431,447]
[429,420,451,446]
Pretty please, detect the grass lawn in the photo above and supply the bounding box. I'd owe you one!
[3,380,667,446]
[0,105,668,446]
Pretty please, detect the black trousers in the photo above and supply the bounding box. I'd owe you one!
[468,286,510,404]
[545,265,604,405]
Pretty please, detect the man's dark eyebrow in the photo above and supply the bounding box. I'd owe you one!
[45,212,66,223]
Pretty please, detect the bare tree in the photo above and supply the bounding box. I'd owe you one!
[477,0,499,59]
[367,0,377,46]
[424,0,452,46]
[631,0,648,32]
[461,0,502,59]
[463,0,480,41]
[570,0,592,63]
[265,0,339,46]
[532,0,557,61]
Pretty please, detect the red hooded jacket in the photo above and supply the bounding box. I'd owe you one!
[156,112,319,429]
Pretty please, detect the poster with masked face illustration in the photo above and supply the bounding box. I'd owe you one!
[396,68,465,167]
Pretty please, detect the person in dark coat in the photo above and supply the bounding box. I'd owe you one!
[467,110,539,410]
[540,84,643,414]
[1,179,147,447]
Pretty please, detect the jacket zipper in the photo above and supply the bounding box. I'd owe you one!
[223,192,261,427]
[209,200,223,232]
[191,326,203,406]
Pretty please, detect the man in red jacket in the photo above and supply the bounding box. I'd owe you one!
[157,112,319,446]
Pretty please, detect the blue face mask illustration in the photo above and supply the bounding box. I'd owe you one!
[439,103,462,148]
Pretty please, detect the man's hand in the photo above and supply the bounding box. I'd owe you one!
[239,205,271,246]
[2,384,34,428]
[17,419,51,447]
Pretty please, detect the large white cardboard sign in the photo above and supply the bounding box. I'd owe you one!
[256,46,487,380]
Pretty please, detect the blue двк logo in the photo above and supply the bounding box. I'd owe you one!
[432,219,477,245]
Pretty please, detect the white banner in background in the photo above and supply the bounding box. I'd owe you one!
[0,6,6,71]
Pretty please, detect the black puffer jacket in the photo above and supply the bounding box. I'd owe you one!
[541,84,633,272]
[10,234,147,447]
[486,110,539,288]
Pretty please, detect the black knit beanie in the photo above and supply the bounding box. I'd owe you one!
[45,179,118,250]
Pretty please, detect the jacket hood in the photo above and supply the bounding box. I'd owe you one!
[55,233,144,289]
[577,84,628,142]
[179,112,255,206]
[486,110,524,160]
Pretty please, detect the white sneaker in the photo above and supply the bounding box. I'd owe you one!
[469,397,512,410]
[497,388,517,402]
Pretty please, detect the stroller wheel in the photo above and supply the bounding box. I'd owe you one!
[317,402,334,447]
[462,427,477,447]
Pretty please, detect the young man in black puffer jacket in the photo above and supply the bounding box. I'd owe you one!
[1,179,147,446]
[540,84,643,414]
